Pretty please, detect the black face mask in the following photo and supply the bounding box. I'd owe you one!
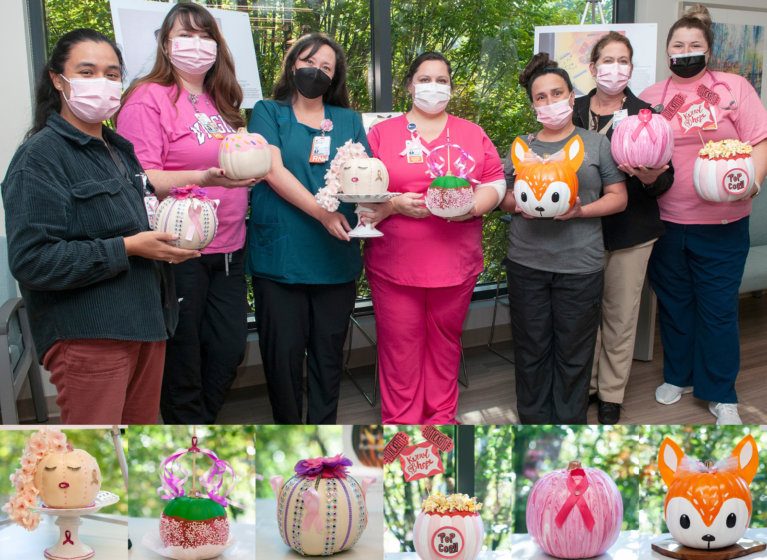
[293,67,332,100]
[668,51,708,79]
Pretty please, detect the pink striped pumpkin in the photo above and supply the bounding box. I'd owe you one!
[611,109,674,169]
[526,462,623,559]
[413,510,484,560]
[694,153,756,202]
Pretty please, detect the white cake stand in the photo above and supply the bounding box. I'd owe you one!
[332,192,402,237]
[31,491,120,560]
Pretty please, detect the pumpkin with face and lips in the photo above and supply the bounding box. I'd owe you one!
[33,446,101,509]
[658,435,759,550]
[340,157,389,195]
[511,135,584,218]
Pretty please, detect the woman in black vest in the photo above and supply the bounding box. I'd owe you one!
[572,32,674,424]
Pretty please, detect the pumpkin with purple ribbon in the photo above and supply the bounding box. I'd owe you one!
[526,461,623,559]
[270,455,375,556]
[153,185,219,251]
[611,108,674,169]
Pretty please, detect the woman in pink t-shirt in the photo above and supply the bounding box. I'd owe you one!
[359,53,506,424]
[638,5,767,424]
[115,3,259,424]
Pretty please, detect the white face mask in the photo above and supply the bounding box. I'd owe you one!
[60,76,122,124]
[595,62,631,95]
[412,82,451,114]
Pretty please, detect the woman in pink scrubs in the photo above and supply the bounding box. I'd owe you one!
[360,52,506,424]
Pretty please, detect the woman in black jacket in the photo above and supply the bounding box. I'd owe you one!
[573,32,674,424]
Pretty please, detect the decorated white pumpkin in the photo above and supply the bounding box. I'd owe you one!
[340,157,389,195]
[271,455,375,556]
[694,140,756,202]
[218,128,272,180]
[413,494,484,560]
[154,186,219,251]
[34,446,101,509]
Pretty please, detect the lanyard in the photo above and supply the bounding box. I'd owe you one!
[104,138,130,182]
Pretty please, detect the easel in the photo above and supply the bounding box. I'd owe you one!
[580,0,608,24]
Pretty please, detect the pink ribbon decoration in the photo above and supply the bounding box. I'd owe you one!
[270,475,284,498]
[675,455,739,478]
[521,149,566,166]
[631,109,658,143]
[425,144,479,184]
[63,530,74,545]
[301,488,325,533]
[185,200,204,242]
[361,476,375,499]
[554,468,595,531]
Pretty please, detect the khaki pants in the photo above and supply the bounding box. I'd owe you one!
[591,240,656,403]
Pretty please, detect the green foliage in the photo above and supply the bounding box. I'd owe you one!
[512,426,767,534]
[0,429,128,518]
[383,425,512,553]
[127,425,255,522]
[45,0,115,51]
[255,425,345,498]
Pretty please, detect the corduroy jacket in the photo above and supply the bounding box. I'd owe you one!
[1,112,178,360]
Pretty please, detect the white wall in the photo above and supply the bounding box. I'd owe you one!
[635,0,767,83]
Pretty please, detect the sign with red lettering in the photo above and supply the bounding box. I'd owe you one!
[723,168,750,195]
[696,84,721,107]
[431,527,465,558]
[398,441,444,482]
[420,425,454,453]
[677,99,717,133]
[383,431,410,464]
[661,93,686,121]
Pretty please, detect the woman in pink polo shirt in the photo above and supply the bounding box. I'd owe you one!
[360,52,506,424]
[116,3,258,424]
[639,5,767,424]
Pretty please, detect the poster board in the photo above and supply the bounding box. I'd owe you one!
[110,0,262,108]
[534,23,658,97]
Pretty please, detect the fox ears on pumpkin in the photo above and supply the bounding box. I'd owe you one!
[657,435,759,487]
[510,135,585,172]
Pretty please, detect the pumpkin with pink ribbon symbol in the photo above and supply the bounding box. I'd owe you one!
[526,461,623,559]
[270,455,376,556]
[611,108,674,169]
[153,185,219,250]
[413,493,484,560]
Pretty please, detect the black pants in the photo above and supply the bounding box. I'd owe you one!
[252,276,356,425]
[160,248,248,424]
[506,259,604,424]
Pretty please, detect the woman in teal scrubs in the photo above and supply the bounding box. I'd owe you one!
[248,33,369,424]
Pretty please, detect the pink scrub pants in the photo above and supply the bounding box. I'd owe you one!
[368,271,477,424]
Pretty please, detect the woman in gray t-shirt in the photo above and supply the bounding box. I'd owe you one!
[500,53,627,424]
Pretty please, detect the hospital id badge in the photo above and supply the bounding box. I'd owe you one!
[195,113,225,140]
[309,135,331,163]
[406,140,424,164]
[612,109,628,129]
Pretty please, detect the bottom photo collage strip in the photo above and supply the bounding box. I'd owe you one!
[0,425,765,560]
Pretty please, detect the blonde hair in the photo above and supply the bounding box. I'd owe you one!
[667,4,714,50]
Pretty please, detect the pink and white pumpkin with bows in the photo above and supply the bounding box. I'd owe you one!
[693,140,757,202]
[271,455,375,556]
[526,461,623,559]
[611,108,674,169]
[152,185,219,251]
[413,508,484,560]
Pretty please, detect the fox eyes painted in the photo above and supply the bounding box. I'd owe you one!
[726,513,737,528]
[680,515,690,529]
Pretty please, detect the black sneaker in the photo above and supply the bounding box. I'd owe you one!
[598,400,621,425]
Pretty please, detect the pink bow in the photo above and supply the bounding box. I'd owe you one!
[302,488,324,533]
[631,109,657,143]
[554,468,595,531]
[169,185,209,200]
[186,200,204,243]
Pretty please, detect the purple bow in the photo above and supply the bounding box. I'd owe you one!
[425,144,479,183]
[169,185,210,201]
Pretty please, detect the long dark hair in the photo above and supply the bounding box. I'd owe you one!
[519,52,573,102]
[271,33,350,109]
[115,2,244,129]
[403,52,453,89]
[26,28,125,140]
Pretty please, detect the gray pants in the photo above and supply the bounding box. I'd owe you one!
[506,259,604,424]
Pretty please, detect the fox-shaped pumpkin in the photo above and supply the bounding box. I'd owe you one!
[510,135,584,218]
[657,435,758,550]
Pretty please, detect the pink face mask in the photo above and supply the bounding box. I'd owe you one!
[60,76,122,124]
[170,37,217,75]
[595,63,631,95]
[535,96,574,130]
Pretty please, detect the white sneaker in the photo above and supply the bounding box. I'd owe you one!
[709,402,742,425]
[655,383,693,405]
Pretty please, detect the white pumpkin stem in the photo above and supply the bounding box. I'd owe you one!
[237,127,248,134]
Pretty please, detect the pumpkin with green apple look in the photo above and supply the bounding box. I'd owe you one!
[426,171,474,217]
[159,494,230,549]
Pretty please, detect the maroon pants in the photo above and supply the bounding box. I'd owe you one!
[43,339,166,424]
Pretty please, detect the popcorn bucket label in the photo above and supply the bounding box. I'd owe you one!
[724,168,749,194]
[399,442,444,482]
[420,425,454,453]
[383,431,411,464]
[432,527,464,558]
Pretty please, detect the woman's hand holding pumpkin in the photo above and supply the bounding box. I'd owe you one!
[318,209,352,241]
[554,197,584,221]
[124,232,201,263]
[391,192,431,219]
[617,163,668,186]
[199,167,261,189]
[358,201,394,228]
